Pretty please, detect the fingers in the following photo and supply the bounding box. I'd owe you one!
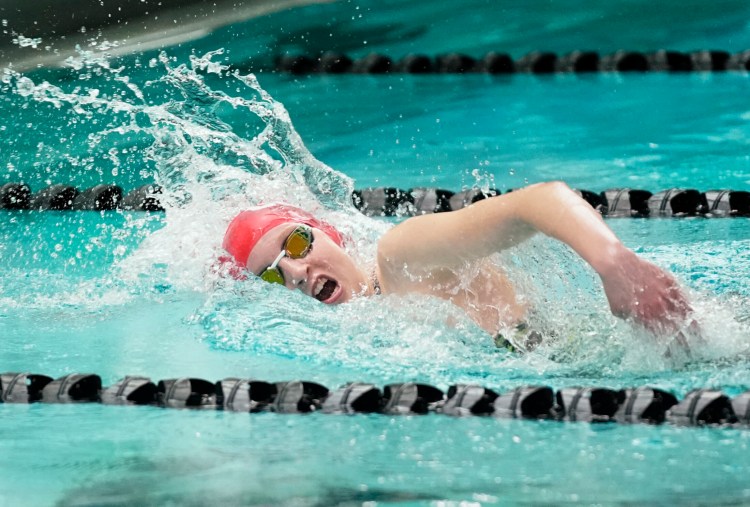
[610,286,691,335]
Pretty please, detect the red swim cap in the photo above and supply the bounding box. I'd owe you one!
[222,204,344,268]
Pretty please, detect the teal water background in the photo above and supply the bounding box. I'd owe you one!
[2,1,750,505]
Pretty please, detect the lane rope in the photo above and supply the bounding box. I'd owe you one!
[0,183,163,212]
[4,183,745,218]
[272,50,750,74]
[0,372,745,427]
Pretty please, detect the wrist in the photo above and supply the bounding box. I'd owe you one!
[592,242,634,280]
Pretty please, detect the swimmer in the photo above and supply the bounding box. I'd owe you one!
[222,182,694,346]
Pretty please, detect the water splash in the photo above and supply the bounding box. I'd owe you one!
[3,47,378,284]
[12,34,43,49]
[4,47,355,206]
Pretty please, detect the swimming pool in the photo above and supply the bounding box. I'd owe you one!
[3,2,750,505]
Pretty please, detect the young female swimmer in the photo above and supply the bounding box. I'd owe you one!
[222,182,694,347]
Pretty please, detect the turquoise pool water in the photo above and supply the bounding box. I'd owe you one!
[3,1,750,505]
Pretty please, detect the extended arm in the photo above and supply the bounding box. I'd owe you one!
[377,181,692,334]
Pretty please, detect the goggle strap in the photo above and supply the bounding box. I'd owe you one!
[268,249,286,270]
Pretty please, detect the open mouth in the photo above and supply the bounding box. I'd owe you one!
[313,277,338,303]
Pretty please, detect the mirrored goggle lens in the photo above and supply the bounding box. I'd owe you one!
[285,227,313,258]
[260,267,285,285]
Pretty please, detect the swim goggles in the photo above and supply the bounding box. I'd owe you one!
[259,225,314,285]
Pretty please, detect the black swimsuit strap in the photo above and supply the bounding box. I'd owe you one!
[371,269,381,295]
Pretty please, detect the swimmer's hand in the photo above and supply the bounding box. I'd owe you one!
[598,247,693,335]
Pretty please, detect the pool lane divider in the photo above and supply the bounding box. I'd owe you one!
[0,183,164,212]
[0,372,747,428]
[2,182,749,218]
[273,50,750,74]
[353,187,750,218]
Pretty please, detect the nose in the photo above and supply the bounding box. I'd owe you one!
[279,257,309,290]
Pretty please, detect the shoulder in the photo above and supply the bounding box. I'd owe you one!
[374,218,461,295]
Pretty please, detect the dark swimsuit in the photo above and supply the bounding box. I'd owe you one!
[373,269,539,352]
[371,270,382,295]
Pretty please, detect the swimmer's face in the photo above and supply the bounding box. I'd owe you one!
[246,223,371,304]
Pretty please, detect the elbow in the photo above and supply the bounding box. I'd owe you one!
[524,180,573,197]
[540,180,572,193]
[533,181,579,203]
